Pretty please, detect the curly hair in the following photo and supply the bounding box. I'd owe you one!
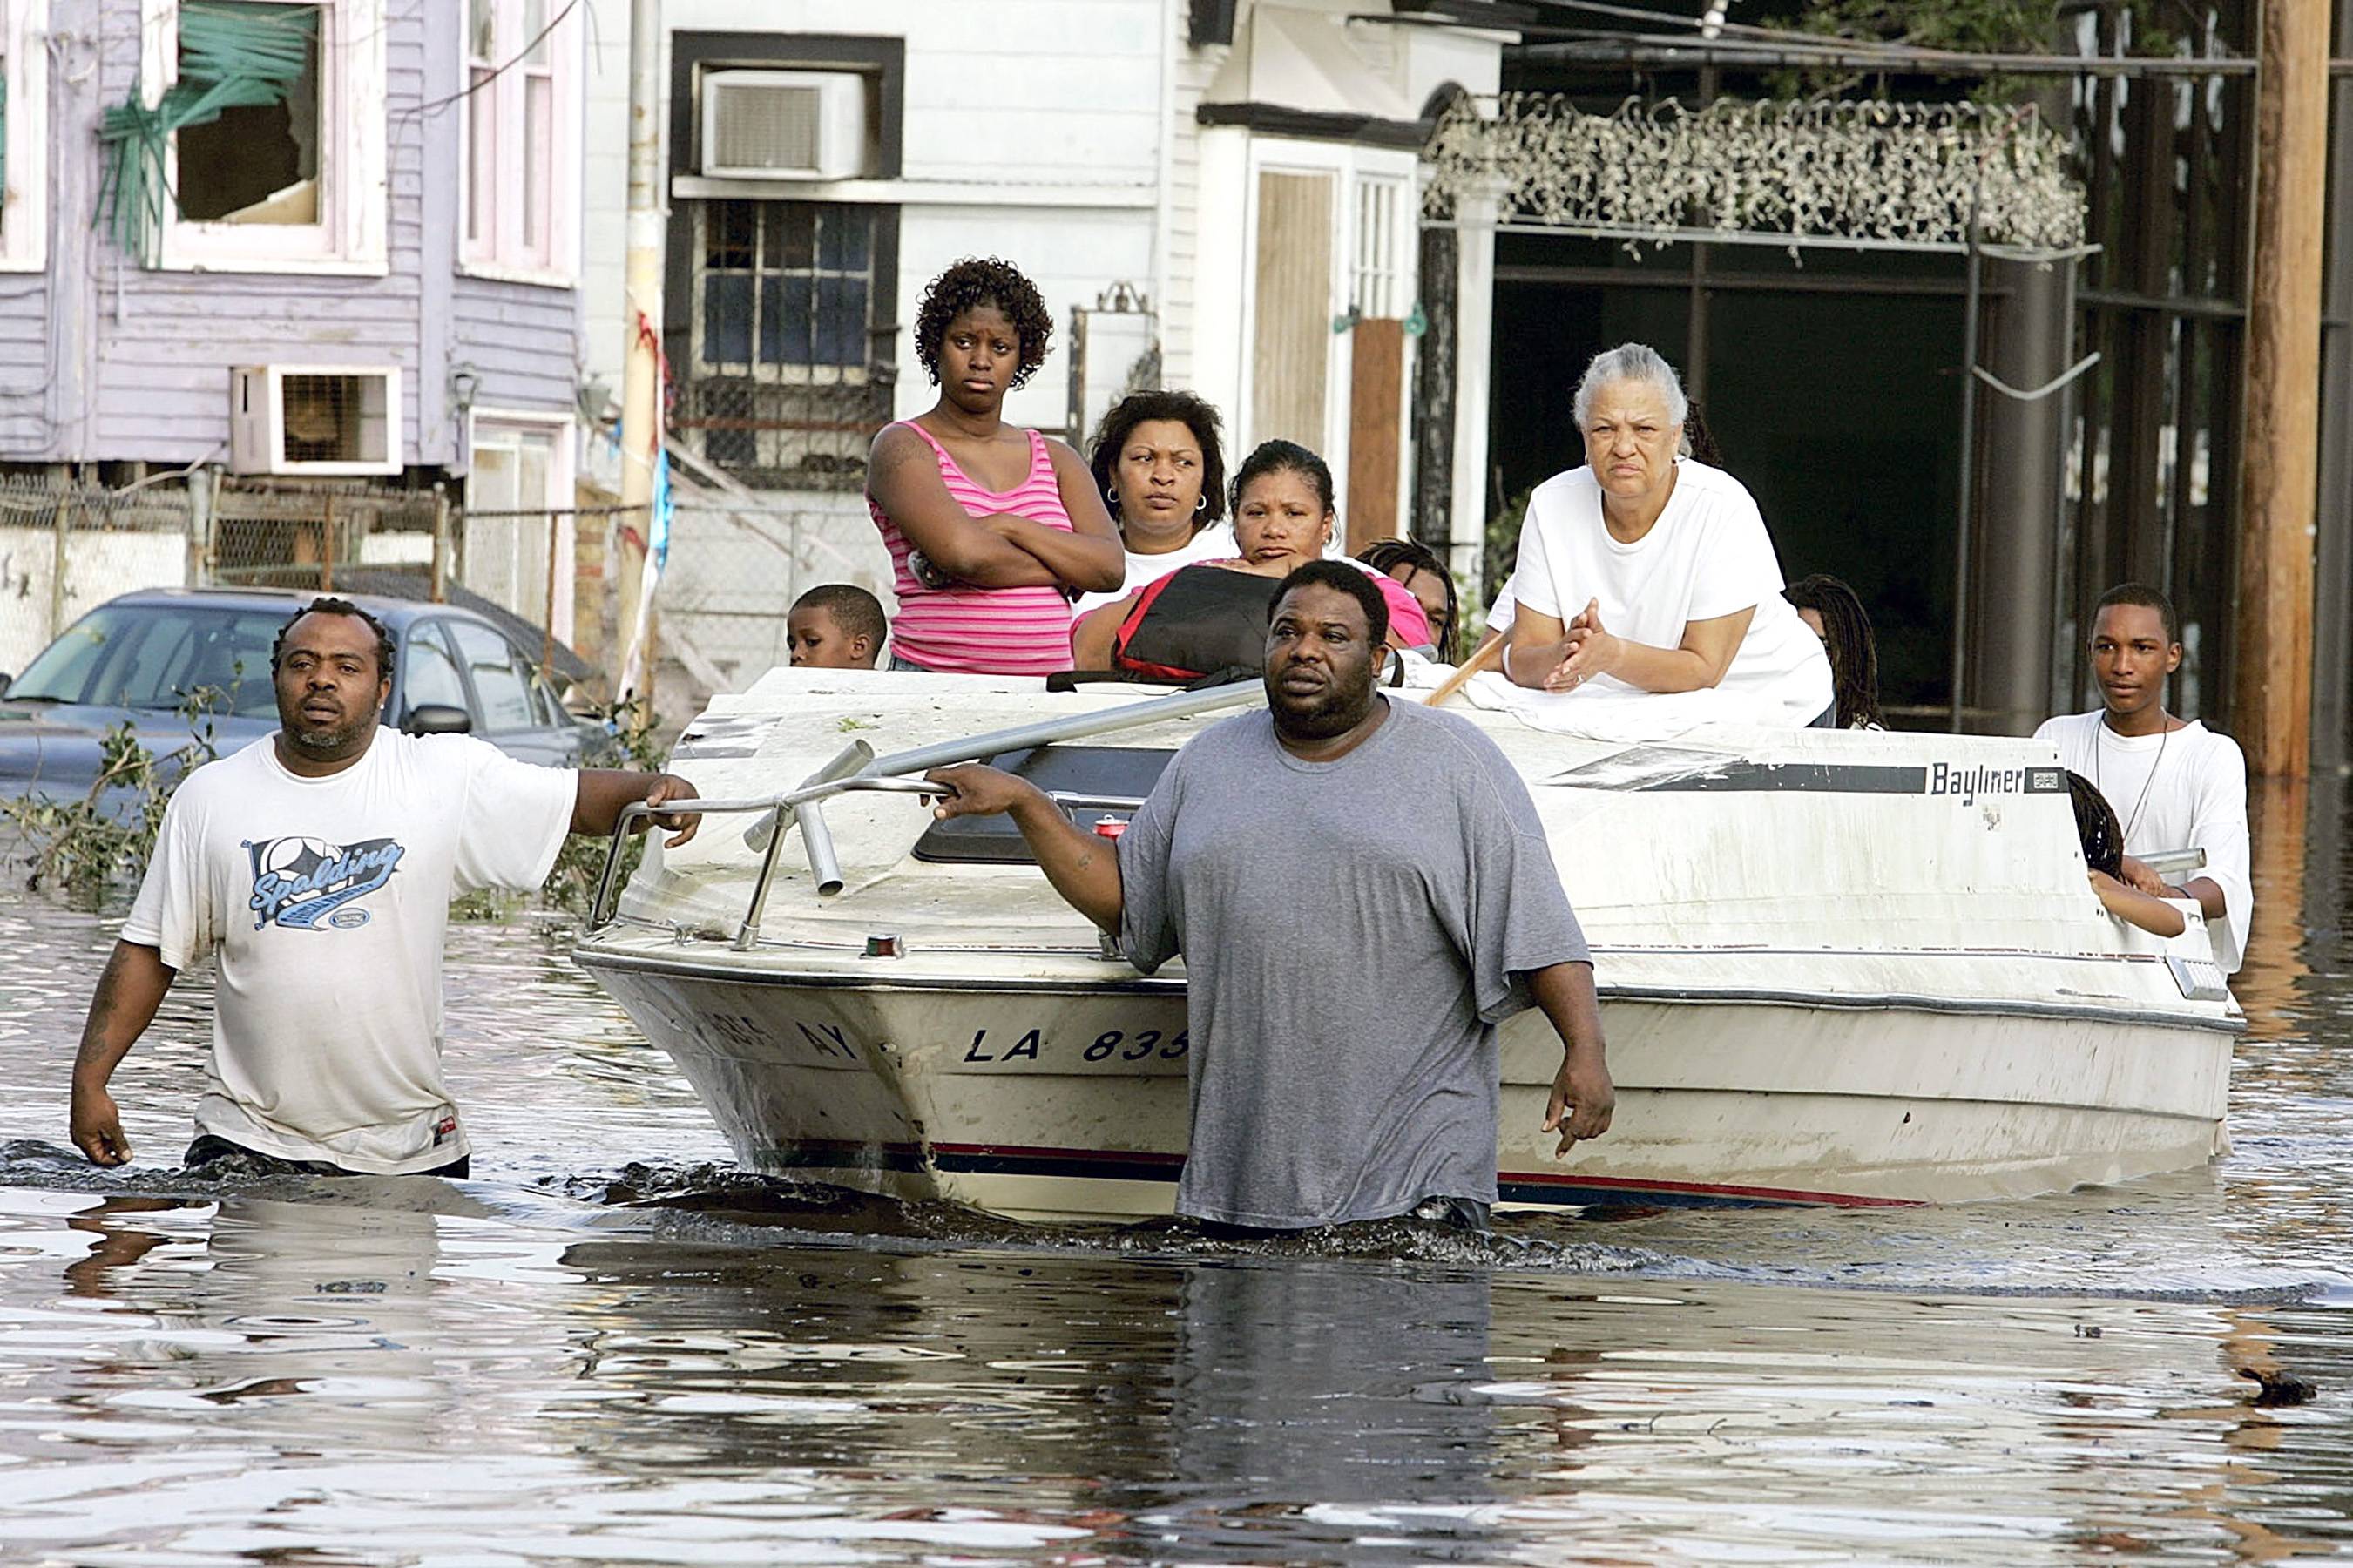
[272,597,396,681]
[913,258,1053,390]
[1086,389,1228,528]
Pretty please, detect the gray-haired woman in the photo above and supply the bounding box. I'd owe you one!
[1502,343,1831,727]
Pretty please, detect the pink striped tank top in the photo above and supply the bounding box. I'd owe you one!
[868,422,1077,675]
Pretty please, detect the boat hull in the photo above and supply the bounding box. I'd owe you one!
[575,672,2242,1223]
[578,948,2234,1220]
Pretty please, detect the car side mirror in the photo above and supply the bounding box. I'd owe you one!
[0,672,12,697]
[402,703,472,736]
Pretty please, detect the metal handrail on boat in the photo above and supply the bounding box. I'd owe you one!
[586,776,1146,943]
[585,679,1265,943]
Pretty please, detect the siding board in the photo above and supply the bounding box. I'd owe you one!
[0,0,585,468]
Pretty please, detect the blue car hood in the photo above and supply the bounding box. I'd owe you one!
[0,702,276,802]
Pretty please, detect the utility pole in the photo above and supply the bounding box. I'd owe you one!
[2233,0,2329,775]
[614,0,664,706]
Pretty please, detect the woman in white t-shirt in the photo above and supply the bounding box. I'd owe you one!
[1503,343,1832,727]
[1071,389,1238,625]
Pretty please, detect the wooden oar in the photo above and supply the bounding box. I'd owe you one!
[1423,633,1507,707]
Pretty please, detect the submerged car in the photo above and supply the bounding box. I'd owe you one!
[0,587,616,809]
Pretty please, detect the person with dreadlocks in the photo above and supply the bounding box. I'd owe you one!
[1782,574,1885,730]
[865,257,1123,674]
[1357,537,1458,659]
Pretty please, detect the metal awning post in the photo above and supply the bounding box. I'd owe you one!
[1951,186,1984,734]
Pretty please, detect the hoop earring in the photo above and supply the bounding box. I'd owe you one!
[1106,487,1119,510]
[1194,494,1207,514]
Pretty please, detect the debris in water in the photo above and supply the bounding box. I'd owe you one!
[2240,1366,2318,1407]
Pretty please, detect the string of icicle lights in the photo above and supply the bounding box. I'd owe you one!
[1423,95,2088,254]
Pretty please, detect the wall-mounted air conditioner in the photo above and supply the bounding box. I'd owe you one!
[229,366,402,476]
[700,70,870,180]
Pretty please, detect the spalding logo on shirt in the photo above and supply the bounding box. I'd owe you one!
[244,835,406,930]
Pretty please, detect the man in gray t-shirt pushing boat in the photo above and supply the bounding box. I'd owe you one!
[925,560,1613,1233]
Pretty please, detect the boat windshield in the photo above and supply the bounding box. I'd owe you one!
[8,604,287,713]
[912,744,1175,865]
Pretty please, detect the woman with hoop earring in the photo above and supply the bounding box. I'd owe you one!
[1072,390,1238,627]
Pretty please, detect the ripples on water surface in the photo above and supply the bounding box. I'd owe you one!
[0,781,2349,1565]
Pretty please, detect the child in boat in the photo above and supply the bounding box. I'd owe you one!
[788,585,887,670]
[2069,771,2186,937]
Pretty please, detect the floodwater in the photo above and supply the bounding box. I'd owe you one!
[1,778,2351,1565]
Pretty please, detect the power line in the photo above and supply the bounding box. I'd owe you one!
[405,0,580,123]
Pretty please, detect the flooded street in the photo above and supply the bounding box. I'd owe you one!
[2,779,2350,1565]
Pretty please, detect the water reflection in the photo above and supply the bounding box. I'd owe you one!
[2239,777,2313,1041]
[0,787,2351,1560]
[1146,1262,1500,1560]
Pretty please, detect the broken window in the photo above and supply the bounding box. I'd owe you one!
[173,2,321,226]
[100,0,382,270]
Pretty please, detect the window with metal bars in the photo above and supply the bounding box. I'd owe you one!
[681,198,893,490]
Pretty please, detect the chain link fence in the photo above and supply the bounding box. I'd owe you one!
[0,472,896,712]
[670,378,892,494]
[653,497,890,700]
[0,476,198,678]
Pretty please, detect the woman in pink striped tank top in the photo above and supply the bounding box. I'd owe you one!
[865,259,1123,674]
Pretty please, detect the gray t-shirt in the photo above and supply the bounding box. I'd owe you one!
[1117,699,1591,1227]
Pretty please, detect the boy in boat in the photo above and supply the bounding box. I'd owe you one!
[787,585,888,671]
[2033,584,2250,972]
[67,598,701,1177]
[923,561,1613,1234]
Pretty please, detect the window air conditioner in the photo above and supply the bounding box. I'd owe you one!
[229,366,402,476]
[700,70,870,180]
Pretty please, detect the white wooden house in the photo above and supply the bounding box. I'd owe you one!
[580,0,1513,585]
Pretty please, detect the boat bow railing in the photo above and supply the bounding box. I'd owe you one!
[585,679,1266,945]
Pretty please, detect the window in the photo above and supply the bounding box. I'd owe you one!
[678,199,890,490]
[462,0,579,280]
[1351,173,1408,320]
[139,0,387,274]
[449,619,536,733]
[6,605,282,711]
[400,623,470,716]
[0,0,48,272]
[466,411,576,643]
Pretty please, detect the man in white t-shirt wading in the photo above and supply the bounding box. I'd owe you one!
[68,598,702,1178]
[2032,583,2252,972]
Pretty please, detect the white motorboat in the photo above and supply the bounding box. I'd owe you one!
[571,669,2241,1221]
